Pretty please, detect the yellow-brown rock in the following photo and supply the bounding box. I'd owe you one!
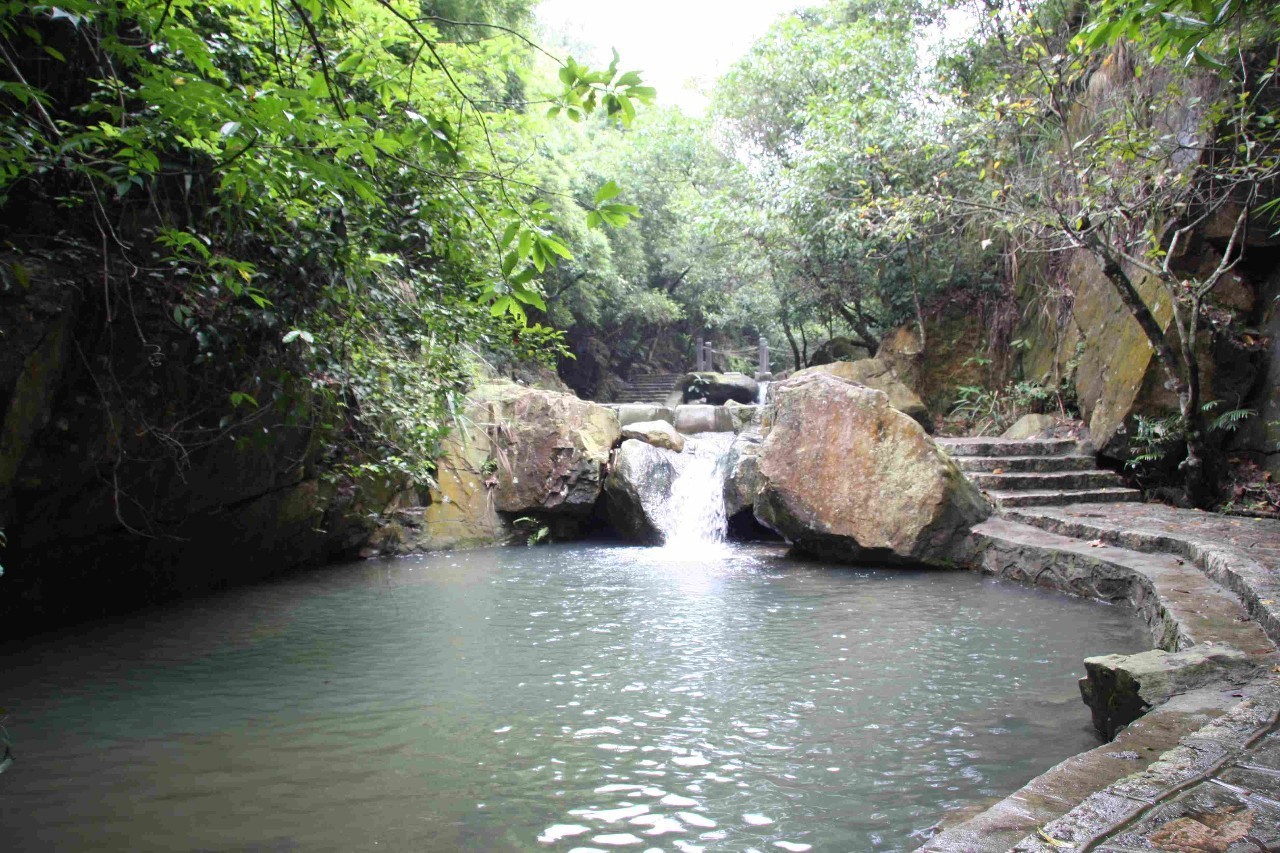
[471,382,621,515]
[793,358,931,431]
[753,373,990,565]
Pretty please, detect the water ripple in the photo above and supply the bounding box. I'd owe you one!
[0,543,1148,851]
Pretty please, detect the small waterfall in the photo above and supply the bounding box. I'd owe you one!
[655,432,736,551]
[756,381,770,405]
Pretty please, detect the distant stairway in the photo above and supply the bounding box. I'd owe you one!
[615,373,684,405]
[936,436,1142,509]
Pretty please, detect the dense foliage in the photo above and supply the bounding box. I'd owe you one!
[0,0,649,490]
[3,0,1277,517]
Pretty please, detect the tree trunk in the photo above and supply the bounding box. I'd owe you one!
[781,315,802,371]
[1177,296,1216,508]
[1091,251,1216,507]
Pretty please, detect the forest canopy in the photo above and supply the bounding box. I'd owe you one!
[1,0,1277,506]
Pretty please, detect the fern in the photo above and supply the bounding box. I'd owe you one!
[1209,406,1255,433]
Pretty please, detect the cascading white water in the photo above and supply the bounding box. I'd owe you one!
[654,432,736,552]
[756,380,769,405]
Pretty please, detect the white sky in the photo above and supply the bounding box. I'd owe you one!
[536,0,806,113]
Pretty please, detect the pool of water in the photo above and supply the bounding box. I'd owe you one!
[0,543,1149,852]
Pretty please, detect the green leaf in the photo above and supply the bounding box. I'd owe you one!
[500,221,520,249]
[594,180,621,204]
[538,235,572,260]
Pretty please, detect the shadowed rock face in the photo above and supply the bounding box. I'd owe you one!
[753,373,991,565]
[678,371,759,405]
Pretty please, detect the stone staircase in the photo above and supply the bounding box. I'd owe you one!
[936,436,1142,508]
[614,373,683,405]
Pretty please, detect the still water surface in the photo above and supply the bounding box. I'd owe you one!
[0,543,1149,852]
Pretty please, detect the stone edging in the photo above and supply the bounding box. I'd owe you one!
[1007,682,1280,851]
[919,514,1280,852]
[1004,507,1280,649]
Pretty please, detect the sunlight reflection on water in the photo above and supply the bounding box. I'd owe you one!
[0,543,1149,852]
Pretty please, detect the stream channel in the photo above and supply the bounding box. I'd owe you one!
[0,435,1150,852]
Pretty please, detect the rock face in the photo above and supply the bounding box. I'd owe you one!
[753,373,991,565]
[724,430,764,517]
[809,336,872,366]
[876,313,988,416]
[413,414,506,550]
[1002,413,1060,440]
[793,358,932,431]
[679,371,759,405]
[603,439,680,543]
[472,382,621,515]
[621,419,685,453]
[1079,646,1262,739]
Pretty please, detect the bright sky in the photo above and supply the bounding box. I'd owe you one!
[536,0,805,113]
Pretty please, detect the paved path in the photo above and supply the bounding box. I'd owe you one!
[1007,502,1280,646]
[922,463,1280,852]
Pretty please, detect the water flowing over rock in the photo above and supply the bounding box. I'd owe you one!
[604,433,736,546]
[792,358,931,432]
[471,382,620,515]
[753,373,991,565]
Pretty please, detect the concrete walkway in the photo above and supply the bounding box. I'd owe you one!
[1007,502,1280,646]
[922,462,1280,852]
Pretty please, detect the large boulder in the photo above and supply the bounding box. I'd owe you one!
[471,382,621,515]
[602,439,680,543]
[753,373,991,565]
[793,358,932,432]
[679,372,759,405]
[622,420,685,453]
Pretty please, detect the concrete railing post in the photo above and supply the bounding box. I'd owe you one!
[695,335,704,372]
[758,337,769,375]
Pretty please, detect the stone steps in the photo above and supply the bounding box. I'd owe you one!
[984,486,1144,507]
[920,516,1279,853]
[967,469,1126,491]
[937,435,1142,508]
[952,454,1096,473]
[937,436,1082,457]
[614,374,683,404]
